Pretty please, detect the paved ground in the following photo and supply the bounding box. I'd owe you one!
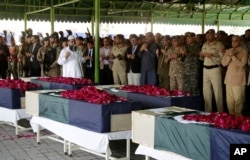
[0,123,148,160]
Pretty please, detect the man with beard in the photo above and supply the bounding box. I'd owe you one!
[57,35,85,78]
[138,32,158,85]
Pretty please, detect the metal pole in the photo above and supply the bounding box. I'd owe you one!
[151,18,153,33]
[53,0,80,7]
[26,7,51,15]
[94,0,100,84]
[24,14,27,31]
[50,7,55,33]
[25,0,80,34]
[217,19,220,31]
[201,4,205,34]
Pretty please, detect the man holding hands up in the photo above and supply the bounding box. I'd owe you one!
[221,35,248,115]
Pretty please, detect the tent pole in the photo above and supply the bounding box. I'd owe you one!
[217,20,220,32]
[201,4,205,34]
[94,0,100,84]
[151,18,153,33]
[24,14,27,31]
[91,16,94,38]
[50,7,55,34]
[25,0,80,34]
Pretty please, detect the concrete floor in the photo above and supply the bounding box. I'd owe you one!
[0,123,148,160]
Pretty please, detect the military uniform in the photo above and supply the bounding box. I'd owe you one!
[111,44,128,85]
[37,46,60,77]
[167,46,184,90]
[221,37,248,115]
[157,46,170,89]
[9,45,19,79]
[183,33,201,95]
[18,42,32,77]
[200,29,224,112]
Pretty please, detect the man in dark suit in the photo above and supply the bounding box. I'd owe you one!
[27,35,42,77]
[0,36,10,79]
[138,32,158,85]
[125,35,141,85]
[84,41,95,81]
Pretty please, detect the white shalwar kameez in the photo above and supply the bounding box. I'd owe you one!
[58,47,85,78]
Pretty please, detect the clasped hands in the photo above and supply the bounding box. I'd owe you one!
[140,43,148,52]
[225,49,235,57]
[101,55,109,60]
[86,55,93,61]
[127,54,135,59]
[199,52,213,58]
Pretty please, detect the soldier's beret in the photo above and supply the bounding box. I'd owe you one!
[186,32,195,37]
[60,37,68,43]
[76,36,84,41]
[43,37,49,41]
[206,29,215,35]
[171,36,180,40]
[50,32,59,39]
[217,30,226,35]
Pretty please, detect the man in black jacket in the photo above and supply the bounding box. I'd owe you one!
[125,35,141,85]
[84,41,95,81]
[27,35,42,77]
[0,36,10,79]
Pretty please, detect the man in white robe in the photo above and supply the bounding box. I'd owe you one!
[57,35,85,78]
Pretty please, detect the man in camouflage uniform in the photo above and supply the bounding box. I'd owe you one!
[37,37,60,77]
[18,35,32,77]
[8,37,19,79]
[183,32,201,95]
[157,35,171,89]
[166,36,184,91]
[49,33,62,76]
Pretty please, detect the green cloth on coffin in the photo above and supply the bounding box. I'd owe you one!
[154,117,210,160]
[103,88,128,98]
[39,93,69,124]
[30,79,50,89]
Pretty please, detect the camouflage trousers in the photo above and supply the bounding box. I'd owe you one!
[9,61,18,79]
[183,74,200,95]
[158,74,170,89]
[170,76,183,91]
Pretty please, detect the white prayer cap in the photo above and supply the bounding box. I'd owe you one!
[68,35,75,40]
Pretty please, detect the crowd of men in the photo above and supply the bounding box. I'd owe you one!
[1,28,250,116]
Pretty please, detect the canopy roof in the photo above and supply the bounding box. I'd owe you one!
[0,0,250,26]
